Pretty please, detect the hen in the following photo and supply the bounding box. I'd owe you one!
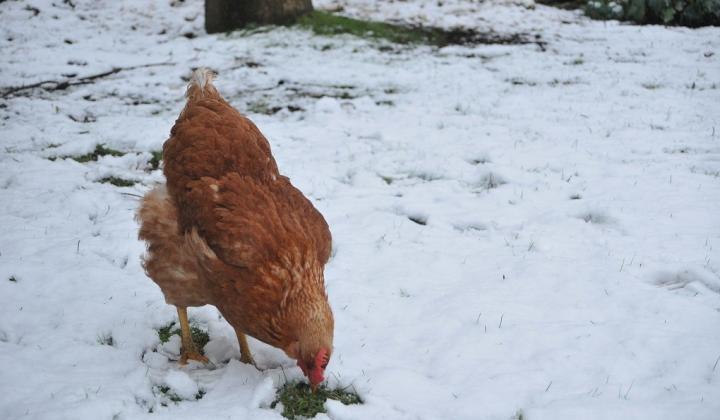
[137,69,334,389]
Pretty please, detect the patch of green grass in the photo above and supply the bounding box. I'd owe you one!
[157,385,182,403]
[535,0,586,10]
[156,385,205,405]
[296,11,534,47]
[97,332,114,346]
[286,86,357,101]
[548,78,580,87]
[157,322,177,344]
[507,77,538,87]
[98,176,136,187]
[375,100,394,106]
[72,144,125,163]
[148,150,163,170]
[642,82,662,90]
[156,321,210,354]
[189,326,210,350]
[247,100,283,115]
[478,172,507,190]
[297,11,436,45]
[272,382,362,419]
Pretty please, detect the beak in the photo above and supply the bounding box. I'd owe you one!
[310,383,318,393]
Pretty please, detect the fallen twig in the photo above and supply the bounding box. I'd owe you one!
[1,62,174,98]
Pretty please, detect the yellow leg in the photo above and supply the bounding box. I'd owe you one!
[234,327,256,366]
[177,306,208,365]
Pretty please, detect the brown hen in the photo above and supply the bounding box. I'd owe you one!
[137,69,334,389]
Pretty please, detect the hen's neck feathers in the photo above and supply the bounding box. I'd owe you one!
[185,68,220,102]
[259,250,333,350]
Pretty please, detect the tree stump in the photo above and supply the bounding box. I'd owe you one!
[205,0,314,34]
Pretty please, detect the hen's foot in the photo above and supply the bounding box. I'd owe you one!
[176,306,209,366]
[235,328,257,367]
[239,352,256,367]
[179,350,209,366]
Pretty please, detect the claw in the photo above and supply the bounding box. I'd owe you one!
[240,353,257,367]
[179,351,209,366]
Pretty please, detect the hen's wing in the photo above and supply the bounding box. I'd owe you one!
[176,172,332,346]
[164,98,281,231]
[183,173,331,271]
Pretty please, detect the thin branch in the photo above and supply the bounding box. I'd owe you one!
[1,62,174,98]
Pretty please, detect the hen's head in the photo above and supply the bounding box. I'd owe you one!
[284,301,334,391]
[297,347,331,390]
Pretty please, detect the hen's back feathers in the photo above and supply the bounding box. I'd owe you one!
[162,69,331,271]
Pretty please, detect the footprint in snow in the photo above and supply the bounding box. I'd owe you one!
[653,269,720,295]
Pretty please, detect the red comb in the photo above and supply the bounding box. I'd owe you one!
[308,348,329,386]
[315,348,330,368]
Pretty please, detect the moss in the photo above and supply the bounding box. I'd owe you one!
[97,176,136,187]
[272,382,362,419]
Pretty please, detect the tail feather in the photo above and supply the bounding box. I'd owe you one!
[185,67,220,101]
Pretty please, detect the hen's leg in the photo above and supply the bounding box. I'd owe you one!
[177,306,209,365]
[234,327,256,366]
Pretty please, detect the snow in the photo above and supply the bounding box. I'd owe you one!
[1,0,719,419]
[164,370,199,400]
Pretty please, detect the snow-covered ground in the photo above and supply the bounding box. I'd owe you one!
[1,0,719,419]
